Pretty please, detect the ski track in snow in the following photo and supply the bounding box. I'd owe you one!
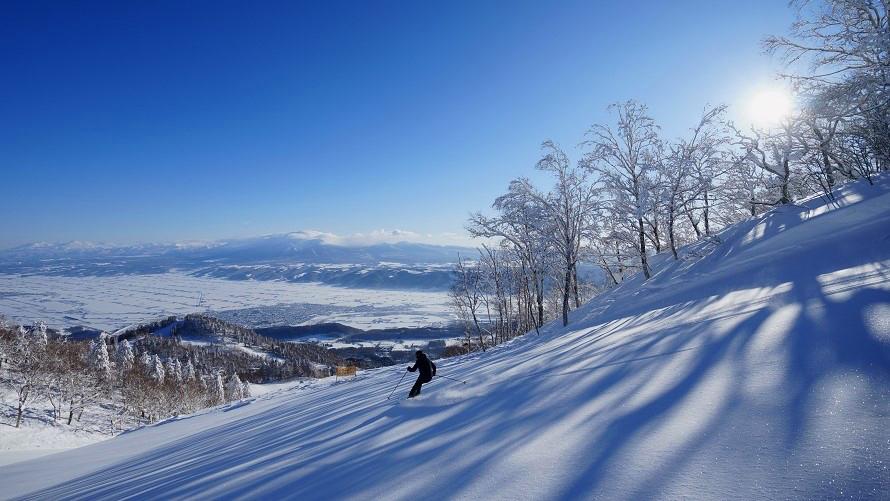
[1,178,889,500]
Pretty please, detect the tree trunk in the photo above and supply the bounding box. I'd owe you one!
[600,256,619,285]
[471,312,486,352]
[668,212,679,260]
[813,126,835,196]
[638,217,651,279]
[780,159,791,204]
[615,241,625,279]
[687,210,702,238]
[534,272,545,328]
[703,189,711,236]
[67,396,77,425]
[571,262,581,308]
[562,265,571,326]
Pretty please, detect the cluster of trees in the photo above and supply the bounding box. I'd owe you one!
[452,0,889,341]
[0,312,346,430]
[0,317,319,432]
[170,314,341,381]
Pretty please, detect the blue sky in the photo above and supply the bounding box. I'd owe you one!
[0,1,795,248]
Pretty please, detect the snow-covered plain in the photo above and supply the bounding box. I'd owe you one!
[1,179,889,500]
[0,273,453,331]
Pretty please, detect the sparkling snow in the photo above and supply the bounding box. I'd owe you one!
[1,178,888,499]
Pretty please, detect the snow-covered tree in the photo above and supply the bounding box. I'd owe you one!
[150,354,165,384]
[529,141,600,325]
[765,0,889,115]
[468,179,551,330]
[184,359,197,382]
[449,257,488,351]
[582,100,662,280]
[7,325,47,427]
[30,321,48,347]
[116,339,135,373]
[662,105,730,258]
[214,373,226,405]
[226,372,244,401]
[164,358,178,385]
[89,335,112,382]
[732,118,804,206]
[139,351,153,374]
[766,0,889,182]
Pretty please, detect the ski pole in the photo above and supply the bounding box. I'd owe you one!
[387,370,409,399]
[436,374,467,384]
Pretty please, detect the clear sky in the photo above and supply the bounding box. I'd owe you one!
[0,0,795,249]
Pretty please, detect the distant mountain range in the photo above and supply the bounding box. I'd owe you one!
[0,233,476,291]
[0,233,474,264]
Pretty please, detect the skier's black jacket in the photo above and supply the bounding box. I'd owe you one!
[408,352,436,382]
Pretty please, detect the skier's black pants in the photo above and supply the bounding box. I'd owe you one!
[408,376,431,398]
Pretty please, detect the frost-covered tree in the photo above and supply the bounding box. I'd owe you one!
[164,358,178,385]
[449,257,488,351]
[0,316,9,369]
[530,141,600,325]
[226,372,244,401]
[89,335,113,383]
[30,321,48,347]
[139,351,153,374]
[662,105,731,258]
[468,179,551,329]
[582,100,662,279]
[766,0,889,181]
[765,0,889,115]
[214,373,226,405]
[150,354,165,384]
[7,326,46,427]
[184,358,197,382]
[172,359,184,384]
[116,339,135,374]
[732,118,805,206]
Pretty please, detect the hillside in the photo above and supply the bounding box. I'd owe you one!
[1,177,888,500]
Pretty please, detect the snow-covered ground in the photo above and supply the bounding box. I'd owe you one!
[0,273,453,332]
[0,377,327,468]
[0,389,114,468]
[1,178,889,499]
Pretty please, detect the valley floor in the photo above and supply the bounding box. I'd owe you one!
[0,273,453,331]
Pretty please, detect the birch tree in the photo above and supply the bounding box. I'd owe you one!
[582,100,661,279]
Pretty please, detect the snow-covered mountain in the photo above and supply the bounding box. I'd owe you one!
[0,233,475,291]
[2,178,889,499]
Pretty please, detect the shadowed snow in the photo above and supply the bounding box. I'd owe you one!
[1,178,889,500]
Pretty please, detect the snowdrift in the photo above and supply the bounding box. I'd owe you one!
[2,178,889,500]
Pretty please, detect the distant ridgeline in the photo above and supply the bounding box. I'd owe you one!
[0,238,472,291]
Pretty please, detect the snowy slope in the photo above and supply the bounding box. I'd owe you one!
[1,178,889,500]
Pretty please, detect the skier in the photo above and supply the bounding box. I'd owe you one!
[406,350,436,398]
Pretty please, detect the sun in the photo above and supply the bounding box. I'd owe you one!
[744,86,794,128]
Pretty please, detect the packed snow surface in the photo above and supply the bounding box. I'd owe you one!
[1,179,889,499]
